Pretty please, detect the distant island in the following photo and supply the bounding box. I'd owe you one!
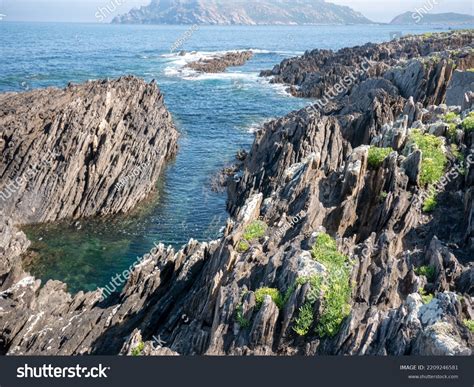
[390,11,474,25]
[112,0,373,25]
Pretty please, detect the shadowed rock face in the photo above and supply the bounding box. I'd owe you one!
[0,32,473,357]
[186,51,253,73]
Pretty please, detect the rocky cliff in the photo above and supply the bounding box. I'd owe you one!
[112,0,372,25]
[0,76,178,288]
[260,30,474,100]
[0,32,473,357]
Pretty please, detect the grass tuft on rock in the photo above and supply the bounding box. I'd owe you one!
[293,303,314,336]
[293,233,354,338]
[255,287,283,309]
[408,130,447,186]
[414,265,436,282]
[368,146,393,169]
[462,112,474,132]
[422,191,438,213]
[243,220,267,242]
[463,319,474,333]
[131,341,145,356]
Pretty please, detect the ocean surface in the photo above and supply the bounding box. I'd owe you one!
[0,22,464,293]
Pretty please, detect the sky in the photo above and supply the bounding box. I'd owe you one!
[0,0,472,23]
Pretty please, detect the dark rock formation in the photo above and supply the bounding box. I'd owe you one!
[260,30,473,100]
[0,76,178,224]
[0,76,178,291]
[0,32,473,357]
[112,0,372,26]
[186,51,253,73]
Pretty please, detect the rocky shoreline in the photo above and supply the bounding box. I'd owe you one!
[186,51,254,73]
[0,31,473,356]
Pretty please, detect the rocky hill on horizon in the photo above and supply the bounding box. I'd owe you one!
[112,0,373,25]
[390,11,474,25]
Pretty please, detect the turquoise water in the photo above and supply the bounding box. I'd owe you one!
[0,22,462,293]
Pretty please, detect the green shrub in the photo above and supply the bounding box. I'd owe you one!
[379,191,388,201]
[310,233,353,338]
[243,220,267,242]
[419,288,434,305]
[462,113,474,132]
[368,146,393,169]
[236,240,250,253]
[131,341,145,356]
[463,319,474,333]
[408,130,447,186]
[235,303,251,328]
[447,123,458,142]
[315,270,352,338]
[422,191,438,213]
[255,287,283,309]
[293,303,314,336]
[414,265,436,282]
[442,112,460,123]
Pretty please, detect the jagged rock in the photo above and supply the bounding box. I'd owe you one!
[446,70,474,106]
[0,32,472,357]
[186,51,253,73]
[0,76,179,224]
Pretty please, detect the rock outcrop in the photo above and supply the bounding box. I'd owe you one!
[112,0,372,26]
[0,32,473,357]
[0,76,178,289]
[260,30,473,100]
[186,51,253,73]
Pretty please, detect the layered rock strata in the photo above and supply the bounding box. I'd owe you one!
[0,76,179,285]
[0,32,473,357]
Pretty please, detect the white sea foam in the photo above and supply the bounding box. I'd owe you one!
[162,49,302,80]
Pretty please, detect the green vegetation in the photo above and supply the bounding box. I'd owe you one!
[311,233,353,338]
[235,303,251,328]
[414,265,436,282]
[447,123,458,142]
[423,191,438,213]
[368,146,393,169]
[293,303,315,336]
[442,112,460,123]
[380,191,388,201]
[408,130,447,186]
[463,319,474,333]
[462,112,474,133]
[419,288,434,305]
[131,341,145,356]
[243,220,267,242]
[255,287,283,309]
[236,240,250,253]
[467,68,474,72]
